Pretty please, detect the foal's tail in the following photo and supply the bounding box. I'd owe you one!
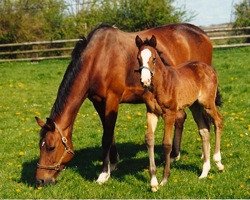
[215,88,223,107]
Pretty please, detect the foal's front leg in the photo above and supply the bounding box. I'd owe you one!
[145,112,159,192]
[161,110,176,186]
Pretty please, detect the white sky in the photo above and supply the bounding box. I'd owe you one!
[173,0,243,26]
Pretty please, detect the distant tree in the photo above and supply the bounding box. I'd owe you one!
[0,0,192,42]
[233,0,250,42]
[74,0,192,36]
[0,0,66,43]
[234,0,250,27]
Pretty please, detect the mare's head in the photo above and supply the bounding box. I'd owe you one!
[135,35,158,88]
[35,117,74,187]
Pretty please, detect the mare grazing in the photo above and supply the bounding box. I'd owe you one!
[34,23,213,187]
[135,35,224,192]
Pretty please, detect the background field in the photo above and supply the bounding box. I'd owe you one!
[0,47,249,198]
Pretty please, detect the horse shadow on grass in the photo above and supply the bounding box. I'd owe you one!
[21,142,200,186]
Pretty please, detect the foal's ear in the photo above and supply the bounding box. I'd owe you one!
[135,35,143,48]
[149,35,157,48]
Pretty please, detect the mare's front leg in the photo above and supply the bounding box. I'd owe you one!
[145,111,159,192]
[92,100,119,171]
[161,109,176,186]
[171,110,186,162]
[96,93,120,184]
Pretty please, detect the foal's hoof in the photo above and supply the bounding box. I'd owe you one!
[150,176,159,192]
[151,186,159,192]
[216,162,225,171]
[160,178,168,186]
[218,164,225,171]
[96,172,110,185]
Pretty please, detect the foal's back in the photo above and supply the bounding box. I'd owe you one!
[167,61,218,109]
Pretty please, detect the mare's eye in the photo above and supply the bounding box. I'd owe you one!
[46,145,55,152]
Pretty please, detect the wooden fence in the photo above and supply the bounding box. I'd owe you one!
[0,26,249,62]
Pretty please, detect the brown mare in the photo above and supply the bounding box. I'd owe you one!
[35,23,213,187]
[135,35,224,192]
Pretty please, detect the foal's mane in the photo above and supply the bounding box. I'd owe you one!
[143,38,170,66]
[50,24,114,119]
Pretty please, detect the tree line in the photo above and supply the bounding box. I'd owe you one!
[0,0,249,44]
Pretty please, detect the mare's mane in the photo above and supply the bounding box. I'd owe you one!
[50,24,114,119]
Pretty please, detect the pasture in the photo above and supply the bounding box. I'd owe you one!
[0,47,249,198]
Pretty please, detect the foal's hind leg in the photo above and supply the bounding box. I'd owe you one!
[205,105,224,171]
[145,111,159,192]
[171,110,187,162]
[190,104,211,179]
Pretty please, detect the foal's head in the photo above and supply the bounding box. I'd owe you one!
[135,35,158,88]
[35,117,74,187]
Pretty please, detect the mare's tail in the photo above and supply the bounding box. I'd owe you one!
[215,88,223,107]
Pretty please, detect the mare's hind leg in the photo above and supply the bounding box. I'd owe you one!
[171,110,187,162]
[92,100,119,171]
[190,103,211,179]
[145,111,159,192]
[204,105,224,171]
[95,93,120,184]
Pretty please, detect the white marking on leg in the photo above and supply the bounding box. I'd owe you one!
[150,175,159,192]
[140,49,152,87]
[199,160,211,179]
[213,151,224,171]
[199,128,211,179]
[96,163,110,184]
[147,112,158,132]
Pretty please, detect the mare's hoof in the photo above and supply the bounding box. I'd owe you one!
[110,163,118,172]
[170,153,181,163]
[96,172,110,184]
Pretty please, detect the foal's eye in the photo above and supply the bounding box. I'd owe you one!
[153,57,156,64]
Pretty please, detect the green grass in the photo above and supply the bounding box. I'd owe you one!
[0,47,249,198]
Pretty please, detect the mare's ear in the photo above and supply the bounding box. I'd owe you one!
[135,35,143,48]
[149,35,157,48]
[35,117,45,128]
[35,117,55,131]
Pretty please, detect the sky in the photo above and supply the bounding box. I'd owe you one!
[173,0,243,26]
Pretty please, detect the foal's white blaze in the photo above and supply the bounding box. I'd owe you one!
[140,49,152,87]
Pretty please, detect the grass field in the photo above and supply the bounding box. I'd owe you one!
[0,47,249,198]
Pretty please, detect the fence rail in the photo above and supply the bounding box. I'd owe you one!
[0,26,249,62]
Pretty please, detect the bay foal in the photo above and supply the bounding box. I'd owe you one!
[135,35,224,192]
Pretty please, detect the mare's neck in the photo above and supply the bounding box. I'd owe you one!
[50,61,90,139]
